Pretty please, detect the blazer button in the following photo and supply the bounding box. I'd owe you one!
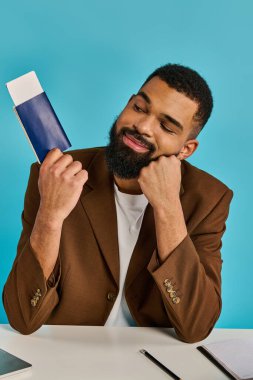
[172,297,180,304]
[107,292,117,302]
[35,289,42,297]
[31,299,37,307]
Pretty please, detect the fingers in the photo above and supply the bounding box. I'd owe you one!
[51,154,74,175]
[43,148,64,166]
[41,148,63,171]
[42,150,76,175]
[171,154,182,163]
[62,161,83,178]
[155,154,181,165]
[75,169,88,183]
[175,151,184,161]
[41,149,87,181]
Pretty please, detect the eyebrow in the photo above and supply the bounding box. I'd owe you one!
[136,91,184,131]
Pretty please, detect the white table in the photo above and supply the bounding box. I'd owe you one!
[0,325,252,380]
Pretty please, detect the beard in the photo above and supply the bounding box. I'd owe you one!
[105,118,156,179]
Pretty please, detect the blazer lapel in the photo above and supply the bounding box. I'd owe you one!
[79,149,120,288]
[79,149,186,291]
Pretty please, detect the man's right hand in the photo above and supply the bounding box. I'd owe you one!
[37,148,88,225]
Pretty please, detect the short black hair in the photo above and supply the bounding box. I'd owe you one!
[142,63,213,138]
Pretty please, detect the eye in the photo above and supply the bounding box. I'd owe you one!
[133,104,144,112]
[160,123,174,134]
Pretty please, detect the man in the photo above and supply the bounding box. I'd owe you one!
[3,64,233,343]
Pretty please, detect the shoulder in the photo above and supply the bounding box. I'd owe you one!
[182,159,232,193]
[63,147,105,168]
[181,160,233,209]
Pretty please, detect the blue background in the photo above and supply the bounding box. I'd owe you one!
[0,0,252,327]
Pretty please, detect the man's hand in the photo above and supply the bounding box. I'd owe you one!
[137,155,182,210]
[29,148,88,279]
[38,148,88,225]
[138,155,187,262]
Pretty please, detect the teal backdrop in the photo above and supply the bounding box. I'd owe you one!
[0,0,252,327]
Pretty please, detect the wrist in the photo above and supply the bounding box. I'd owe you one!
[36,206,64,231]
[153,196,181,217]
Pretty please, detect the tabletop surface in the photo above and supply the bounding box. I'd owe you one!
[0,325,252,380]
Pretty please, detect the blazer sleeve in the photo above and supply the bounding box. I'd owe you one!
[147,188,233,343]
[2,162,61,335]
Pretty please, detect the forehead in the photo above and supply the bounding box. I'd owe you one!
[139,76,198,128]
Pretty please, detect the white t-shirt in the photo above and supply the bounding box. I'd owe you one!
[104,182,148,326]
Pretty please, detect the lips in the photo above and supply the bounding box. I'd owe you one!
[123,132,150,153]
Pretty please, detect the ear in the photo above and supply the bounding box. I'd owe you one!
[176,139,199,160]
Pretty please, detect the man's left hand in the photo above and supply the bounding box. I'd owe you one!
[137,155,182,210]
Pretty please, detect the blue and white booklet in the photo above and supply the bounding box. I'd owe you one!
[6,71,71,163]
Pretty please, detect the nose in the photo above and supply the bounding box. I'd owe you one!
[134,114,156,137]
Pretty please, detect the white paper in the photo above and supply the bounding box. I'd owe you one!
[203,338,253,380]
[6,71,43,106]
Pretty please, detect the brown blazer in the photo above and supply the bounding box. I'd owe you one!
[3,147,233,342]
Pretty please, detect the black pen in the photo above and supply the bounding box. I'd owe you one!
[140,349,183,380]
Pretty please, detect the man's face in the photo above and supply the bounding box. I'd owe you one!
[105,76,198,179]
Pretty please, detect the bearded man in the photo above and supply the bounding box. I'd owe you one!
[3,64,233,343]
